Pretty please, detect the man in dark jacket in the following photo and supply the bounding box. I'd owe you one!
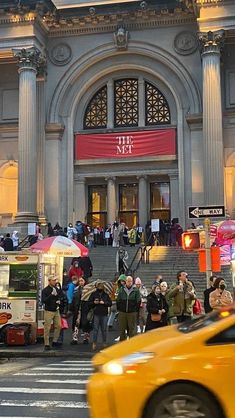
[42,275,61,350]
[204,275,217,313]
[88,281,112,350]
[79,256,93,283]
[116,275,141,341]
[2,233,13,251]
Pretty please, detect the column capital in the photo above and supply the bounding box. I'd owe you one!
[105,176,116,183]
[13,47,46,76]
[198,30,225,56]
[75,175,86,184]
[137,174,148,181]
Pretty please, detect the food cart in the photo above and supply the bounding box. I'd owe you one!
[0,252,63,340]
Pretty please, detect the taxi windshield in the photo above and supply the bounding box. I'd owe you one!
[178,308,235,334]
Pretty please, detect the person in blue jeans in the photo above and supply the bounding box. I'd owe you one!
[88,281,112,351]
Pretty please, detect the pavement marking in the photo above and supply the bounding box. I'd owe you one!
[33,367,93,371]
[36,379,88,384]
[14,372,91,376]
[0,387,86,394]
[50,363,91,366]
[62,360,91,363]
[0,400,89,408]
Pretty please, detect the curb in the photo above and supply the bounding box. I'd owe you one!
[0,350,94,359]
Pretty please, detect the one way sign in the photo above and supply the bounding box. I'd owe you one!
[188,205,225,219]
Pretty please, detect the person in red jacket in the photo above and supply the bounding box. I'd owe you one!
[68,259,84,280]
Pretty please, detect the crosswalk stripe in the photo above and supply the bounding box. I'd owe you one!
[62,360,91,363]
[0,388,86,394]
[0,400,88,408]
[50,363,91,366]
[36,379,88,384]
[33,367,93,371]
[14,372,91,376]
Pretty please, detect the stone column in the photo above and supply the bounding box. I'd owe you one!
[169,174,180,221]
[106,177,116,225]
[138,175,148,228]
[74,177,86,223]
[199,30,225,206]
[36,56,47,225]
[13,47,42,223]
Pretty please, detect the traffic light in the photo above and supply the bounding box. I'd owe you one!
[182,232,200,250]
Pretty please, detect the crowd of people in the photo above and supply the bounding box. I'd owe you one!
[42,264,234,351]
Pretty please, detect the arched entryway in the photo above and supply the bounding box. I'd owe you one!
[0,162,18,226]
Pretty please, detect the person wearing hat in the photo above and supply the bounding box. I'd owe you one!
[135,277,148,333]
[42,275,61,350]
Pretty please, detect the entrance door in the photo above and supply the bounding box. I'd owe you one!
[150,182,170,220]
[87,185,107,227]
[118,183,138,227]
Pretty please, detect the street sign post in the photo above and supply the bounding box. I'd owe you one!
[188,205,225,219]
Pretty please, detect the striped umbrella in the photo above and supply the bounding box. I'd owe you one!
[30,236,89,257]
[81,280,115,301]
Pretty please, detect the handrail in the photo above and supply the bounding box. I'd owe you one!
[18,235,31,250]
[127,246,143,275]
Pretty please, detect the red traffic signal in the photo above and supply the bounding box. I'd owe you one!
[182,232,200,250]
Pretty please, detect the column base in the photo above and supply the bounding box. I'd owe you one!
[14,212,39,224]
[38,213,48,226]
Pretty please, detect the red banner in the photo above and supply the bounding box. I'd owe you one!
[75,129,176,160]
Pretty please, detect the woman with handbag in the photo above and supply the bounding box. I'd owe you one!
[145,284,168,332]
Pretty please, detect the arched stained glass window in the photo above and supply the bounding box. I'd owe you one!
[84,86,107,129]
[145,81,170,125]
[114,78,138,127]
[83,78,171,129]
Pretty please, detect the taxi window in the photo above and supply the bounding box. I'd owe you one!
[207,325,235,345]
[178,309,235,334]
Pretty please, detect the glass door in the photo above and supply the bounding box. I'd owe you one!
[87,185,107,227]
[150,182,170,220]
[118,183,138,227]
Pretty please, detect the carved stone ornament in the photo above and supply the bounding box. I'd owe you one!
[50,43,72,66]
[198,30,225,55]
[174,31,198,55]
[13,47,41,70]
[114,27,129,51]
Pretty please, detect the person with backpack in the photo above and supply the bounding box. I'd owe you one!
[75,220,84,243]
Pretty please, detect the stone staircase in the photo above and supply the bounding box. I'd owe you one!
[88,245,233,300]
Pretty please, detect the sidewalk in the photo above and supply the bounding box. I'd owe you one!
[0,325,119,359]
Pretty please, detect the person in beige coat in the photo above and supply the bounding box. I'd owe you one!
[209,277,233,310]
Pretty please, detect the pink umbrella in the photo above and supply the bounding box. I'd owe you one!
[215,220,235,246]
[30,236,89,257]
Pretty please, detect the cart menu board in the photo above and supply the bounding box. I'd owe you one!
[9,264,37,296]
[0,265,9,298]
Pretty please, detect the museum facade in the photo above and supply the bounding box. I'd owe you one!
[0,0,235,229]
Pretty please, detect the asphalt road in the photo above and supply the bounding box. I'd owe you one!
[0,358,90,418]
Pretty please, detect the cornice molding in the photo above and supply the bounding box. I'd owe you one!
[74,168,178,179]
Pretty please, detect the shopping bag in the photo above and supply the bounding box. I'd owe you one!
[61,317,69,329]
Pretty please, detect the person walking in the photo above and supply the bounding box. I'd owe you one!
[204,275,217,313]
[128,226,137,247]
[209,277,233,310]
[116,246,128,275]
[168,271,196,323]
[116,275,141,341]
[135,277,148,333]
[88,281,112,350]
[55,280,68,345]
[12,231,19,251]
[70,277,86,345]
[145,284,168,331]
[42,275,61,350]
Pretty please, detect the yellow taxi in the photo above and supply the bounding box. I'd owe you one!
[87,306,235,418]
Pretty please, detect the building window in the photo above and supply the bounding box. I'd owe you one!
[84,86,107,129]
[145,82,170,125]
[114,79,138,127]
[83,78,170,129]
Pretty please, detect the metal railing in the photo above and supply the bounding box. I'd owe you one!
[127,244,153,277]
